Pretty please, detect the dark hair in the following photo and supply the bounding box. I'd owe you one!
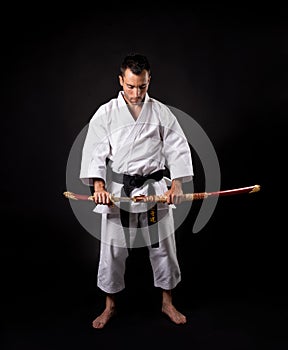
[120,53,151,76]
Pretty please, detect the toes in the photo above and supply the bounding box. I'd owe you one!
[92,321,104,329]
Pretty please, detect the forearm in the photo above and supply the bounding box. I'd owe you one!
[170,178,183,192]
[93,178,106,192]
[166,178,183,204]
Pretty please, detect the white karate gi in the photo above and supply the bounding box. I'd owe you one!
[80,91,193,293]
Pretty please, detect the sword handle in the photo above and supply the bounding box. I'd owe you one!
[63,191,94,201]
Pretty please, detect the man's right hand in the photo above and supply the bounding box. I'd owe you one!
[93,189,111,205]
[93,178,111,205]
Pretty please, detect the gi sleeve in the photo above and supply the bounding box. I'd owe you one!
[161,106,194,183]
[79,109,110,186]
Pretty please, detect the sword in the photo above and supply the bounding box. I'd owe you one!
[63,184,260,203]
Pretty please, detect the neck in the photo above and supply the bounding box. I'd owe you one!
[128,103,142,120]
[122,93,144,120]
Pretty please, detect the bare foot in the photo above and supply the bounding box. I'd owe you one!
[92,308,116,329]
[162,303,187,324]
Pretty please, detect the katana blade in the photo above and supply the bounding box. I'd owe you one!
[63,184,260,203]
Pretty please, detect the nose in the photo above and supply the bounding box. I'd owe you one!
[133,87,141,97]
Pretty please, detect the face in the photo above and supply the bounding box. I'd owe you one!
[119,68,150,105]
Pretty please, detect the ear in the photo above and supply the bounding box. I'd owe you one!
[119,75,124,87]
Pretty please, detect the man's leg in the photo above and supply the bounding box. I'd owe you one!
[92,214,129,329]
[142,208,187,324]
[93,213,137,329]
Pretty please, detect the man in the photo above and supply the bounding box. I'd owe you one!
[80,53,194,328]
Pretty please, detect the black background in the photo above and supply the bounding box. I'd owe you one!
[1,6,287,349]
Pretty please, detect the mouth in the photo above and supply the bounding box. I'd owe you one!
[130,97,142,104]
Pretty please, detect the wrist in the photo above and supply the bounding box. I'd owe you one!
[171,178,182,190]
[93,178,105,191]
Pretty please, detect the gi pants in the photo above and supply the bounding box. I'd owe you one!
[97,207,181,294]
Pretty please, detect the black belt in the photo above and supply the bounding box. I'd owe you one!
[112,169,164,249]
[112,169,164,197]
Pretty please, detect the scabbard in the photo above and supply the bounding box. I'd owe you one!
[141,184,261,203]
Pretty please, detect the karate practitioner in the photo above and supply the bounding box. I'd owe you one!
[80,53,194,328]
